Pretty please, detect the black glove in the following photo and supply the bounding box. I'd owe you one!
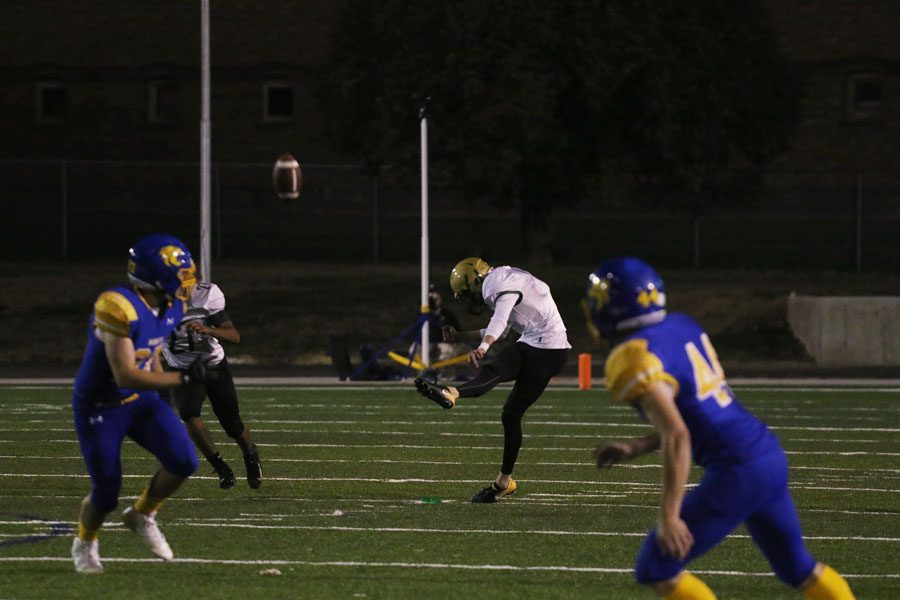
[179,358,218,386]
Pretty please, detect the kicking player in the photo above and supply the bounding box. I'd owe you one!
[162,281,262,490]
[415,257,570,503]
[71,234,213,574]
[585,256,856,600]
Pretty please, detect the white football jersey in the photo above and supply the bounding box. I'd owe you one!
[481,266,571,349]
[162,282,228,368]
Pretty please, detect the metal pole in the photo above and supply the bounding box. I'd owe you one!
[200,0,212,280]
[61,161,67,259]
[420,104,430,367]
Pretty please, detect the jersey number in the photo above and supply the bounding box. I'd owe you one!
[685,334,732,408]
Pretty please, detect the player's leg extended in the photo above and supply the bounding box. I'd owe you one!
[174,375,235,488]
[471,345,567,503]
[745,452,855,599]
[635,466,752,598]
[72,404,129,573]
[415,341,522,408]
[124,394,199,559]
[208,359,261,489]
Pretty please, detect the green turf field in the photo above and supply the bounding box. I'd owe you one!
[0,384,897,599]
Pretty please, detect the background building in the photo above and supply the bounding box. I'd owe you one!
[1,0,897,267]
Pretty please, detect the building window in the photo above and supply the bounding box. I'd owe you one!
[148,81,179,124]
[847,73,882,121]
[263,82,295,122]
[36,83,67,122]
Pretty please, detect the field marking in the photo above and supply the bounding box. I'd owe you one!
[2,495,896,518]
[163,522,900,543]
[3,454,896,474]
[2,418,898,434]
[0,555,895,579]
[3,473,897,494]
[1,429,893,447]
[3,439,897,459]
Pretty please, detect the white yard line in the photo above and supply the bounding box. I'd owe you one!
[0,555,894,578]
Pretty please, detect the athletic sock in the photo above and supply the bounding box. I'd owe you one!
[804,565,856,600]
[77,520,99,542]
[134,488,164,515]
[664,572,717,600]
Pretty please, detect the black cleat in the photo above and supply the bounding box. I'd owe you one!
[208,454,235,489]
[244,446,262,489]
[470,479,517,503]
[414,378,455,409]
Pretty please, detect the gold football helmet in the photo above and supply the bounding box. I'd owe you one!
[449,257,491,313]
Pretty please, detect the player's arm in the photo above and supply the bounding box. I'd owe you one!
[187,313,241,344]
[467,293,516,367]
[102,330,182,389]
[441,327,482,344]
[593,433,660,467]
[637,381,694,560]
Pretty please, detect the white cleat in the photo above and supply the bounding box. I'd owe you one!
[71,537,103,573]
[122,506,174,560]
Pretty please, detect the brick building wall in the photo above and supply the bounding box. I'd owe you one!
[763,0,900,174]
[0,0,897,173]
[0,0,345,162]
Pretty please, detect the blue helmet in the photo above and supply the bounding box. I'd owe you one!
[126,234,197,300]
[586,257,666,338]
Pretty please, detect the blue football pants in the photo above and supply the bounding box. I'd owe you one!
[74,392,198,512]
[635,447,817,587]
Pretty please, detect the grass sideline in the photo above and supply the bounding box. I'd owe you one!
[0,384,898,599]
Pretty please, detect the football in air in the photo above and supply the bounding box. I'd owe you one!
[272,153,302,200]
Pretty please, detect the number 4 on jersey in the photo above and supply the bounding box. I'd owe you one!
[685,334,732,408]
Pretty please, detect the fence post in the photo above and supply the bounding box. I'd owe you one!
[372,176,380,264]
[692,217,700,268]
[61,160,68,259]
[215,163,222,259]
[855,173,862,272]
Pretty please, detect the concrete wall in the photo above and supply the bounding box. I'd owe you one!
[787,294,900,365]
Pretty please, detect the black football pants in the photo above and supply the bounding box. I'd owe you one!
[169,358,246,440]
[456,342,569,474]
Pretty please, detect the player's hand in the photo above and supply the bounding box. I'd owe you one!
[656,517,694,560]
[468,347,486,368]
[179,358,218,386]
[592,441,632,468]
[186,321,212,335]
[442,326,457,342]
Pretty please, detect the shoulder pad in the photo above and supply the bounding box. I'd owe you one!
[604,338,679,403]
[93,291,138,337]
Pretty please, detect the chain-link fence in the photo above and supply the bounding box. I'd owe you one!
[1,159,898,270]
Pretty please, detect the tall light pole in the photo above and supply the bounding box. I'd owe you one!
[419,102,430,367]
[199,0,212,279]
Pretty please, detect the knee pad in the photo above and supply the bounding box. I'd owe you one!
[89,486,120,514]
[773,554,818,588]
[634,531,681,584]
[165,448,199,479]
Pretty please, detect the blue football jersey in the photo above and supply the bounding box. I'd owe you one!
[73,285,185,409]
[604,313,778,467]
